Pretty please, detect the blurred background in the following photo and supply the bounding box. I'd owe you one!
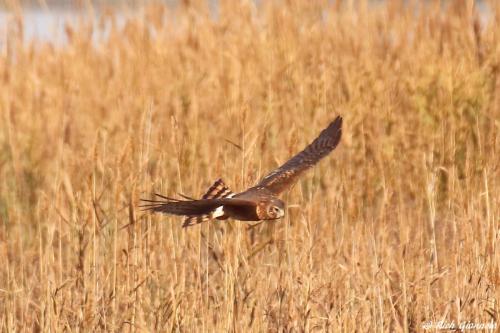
[0,1,494,45]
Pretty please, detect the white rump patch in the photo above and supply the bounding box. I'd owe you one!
[212,206,225,218]
[212,194,234,218]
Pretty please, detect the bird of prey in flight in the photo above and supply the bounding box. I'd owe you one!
[141,116,342,227]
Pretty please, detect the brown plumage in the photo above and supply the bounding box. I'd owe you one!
[141,116,342,227]
[182,179,235,227]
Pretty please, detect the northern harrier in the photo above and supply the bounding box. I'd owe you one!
[141,116,342,227]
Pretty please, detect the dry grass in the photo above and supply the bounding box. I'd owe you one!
[0,0,499,331]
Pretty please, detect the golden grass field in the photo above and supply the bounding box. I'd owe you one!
[0,0,499,331]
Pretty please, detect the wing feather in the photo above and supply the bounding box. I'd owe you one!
[182,179,235,227]
[140,197,255,216]
[255,116,342,194]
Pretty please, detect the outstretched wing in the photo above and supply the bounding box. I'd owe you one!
[255,116,342,195]
[140,194,255,217]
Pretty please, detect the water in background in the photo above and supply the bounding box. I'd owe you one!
[0,1,494,46]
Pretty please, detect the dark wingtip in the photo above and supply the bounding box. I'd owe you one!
[332,115,343,128]
[325,115,342,137]
[320,115,342,148]
[178,193,196,200]
[140,194,185,204]
[154,193,182,201]
[336,116,342,135]
[140,194,179,213]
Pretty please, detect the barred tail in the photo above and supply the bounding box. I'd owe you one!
[201,178,235,199]
[183,179,234,227]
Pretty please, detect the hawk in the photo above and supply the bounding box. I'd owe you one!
[141,116,342,227]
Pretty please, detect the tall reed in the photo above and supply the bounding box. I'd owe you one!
[0,0,498,331]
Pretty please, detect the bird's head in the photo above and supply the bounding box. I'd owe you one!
[264,199,285,220]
